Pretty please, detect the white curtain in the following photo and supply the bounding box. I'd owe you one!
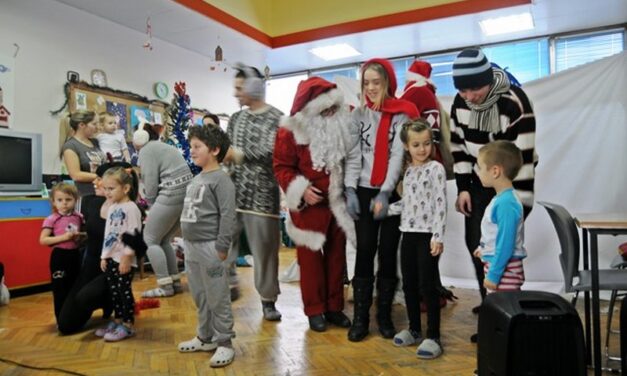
[333,53,626,292]
[439,52,627,292]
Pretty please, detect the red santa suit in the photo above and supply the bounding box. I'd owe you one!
[273,77,356,317]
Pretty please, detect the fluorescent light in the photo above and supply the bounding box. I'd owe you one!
[479,12,534,36]
[309,43,361,61]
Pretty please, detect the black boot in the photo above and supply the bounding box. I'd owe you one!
[348,277,374,342]
[376,277,398,339]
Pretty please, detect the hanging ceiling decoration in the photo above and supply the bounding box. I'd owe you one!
[209,37,228,72]
[143,16,153,51]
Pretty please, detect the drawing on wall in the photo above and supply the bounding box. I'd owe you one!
[75,92,87,110]
[129,105,152,130]
[0,53,15,128]
[192,111,204,125]
[153,111,162,125]
[106,101,128,134]
[0,86,10,128]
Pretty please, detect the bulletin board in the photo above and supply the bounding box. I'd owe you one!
[67,81,168,141]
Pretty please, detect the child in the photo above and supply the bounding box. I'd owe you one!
[473,140,526,293]
[97,112,130,162]
[177,124,237,368]
[378,119,447,359]
[40,183,84,320]
[95,166,142,342]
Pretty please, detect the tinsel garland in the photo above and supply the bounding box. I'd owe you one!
[50,81,215,118]
[166,82,201,175]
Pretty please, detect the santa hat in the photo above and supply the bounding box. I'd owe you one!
[403,60,436,92]
[289,77,341,116]
[452,48,494,90]
[281,76,344,144]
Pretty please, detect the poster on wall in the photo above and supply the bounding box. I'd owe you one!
[153,111,162,125]
[191,111,204,125]
[129,105,151,130]
[106,101,128,134]
[75,92,87,110]
[0,52,15,128]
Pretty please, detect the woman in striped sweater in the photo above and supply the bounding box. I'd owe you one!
[449,48,537,319]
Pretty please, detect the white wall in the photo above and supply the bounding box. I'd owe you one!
[0,0,265,173]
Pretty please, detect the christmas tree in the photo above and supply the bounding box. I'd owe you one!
[166,82,200,175]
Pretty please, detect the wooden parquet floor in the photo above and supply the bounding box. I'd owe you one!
[0,248,622,375]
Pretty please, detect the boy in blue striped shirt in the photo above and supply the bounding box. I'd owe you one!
[473,141,526,293]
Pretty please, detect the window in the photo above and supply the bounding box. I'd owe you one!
[421,52,459,96]
[265,74,308,115]
[483,38,549,84]
[390,57,415,93]
[310,66,358,83]
[270,28,625,99]
[555,30,624,72]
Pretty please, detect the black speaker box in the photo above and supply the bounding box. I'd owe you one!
[477,290,585,376]
[621,295,626,374]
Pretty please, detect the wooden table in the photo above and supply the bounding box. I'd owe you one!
[575,213,627,376]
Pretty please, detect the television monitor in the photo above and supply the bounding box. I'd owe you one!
[0,129,43,196]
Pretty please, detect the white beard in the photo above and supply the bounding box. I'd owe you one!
[306,107,352,172]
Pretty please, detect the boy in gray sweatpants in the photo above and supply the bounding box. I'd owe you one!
[178,125,237,368]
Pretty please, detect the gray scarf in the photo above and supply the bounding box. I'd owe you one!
[465,68,511,133]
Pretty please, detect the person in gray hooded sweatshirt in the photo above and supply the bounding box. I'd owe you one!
[134,123,193,297]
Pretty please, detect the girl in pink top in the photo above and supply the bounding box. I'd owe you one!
[95,166,142,342]
[40,183,84,321]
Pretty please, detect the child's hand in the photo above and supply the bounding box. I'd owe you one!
[119,255,132,275]
[473,247,482,258]
[100,259,108,272]
[484,279,497,291]
[63,231,77,241]
[430,241,443,256]
[217,250,228,261]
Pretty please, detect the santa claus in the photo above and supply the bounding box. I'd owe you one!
[273,77,356,332]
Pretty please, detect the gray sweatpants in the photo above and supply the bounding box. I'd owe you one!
[185,240,234,344]
[228,212,281,302]
[143,202,182,282]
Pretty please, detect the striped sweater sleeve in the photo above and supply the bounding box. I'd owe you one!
[497,86,536,213]
[449,96,474,193]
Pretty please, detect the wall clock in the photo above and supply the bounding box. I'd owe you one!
[90,69,108,87]
[154,82,169,99]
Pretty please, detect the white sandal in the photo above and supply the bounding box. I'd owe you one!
[210,346,234,368]
[178,336,217,352]
[142,286,174,298]
[393,329,422,347]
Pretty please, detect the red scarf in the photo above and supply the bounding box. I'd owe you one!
[364,58,419,186]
